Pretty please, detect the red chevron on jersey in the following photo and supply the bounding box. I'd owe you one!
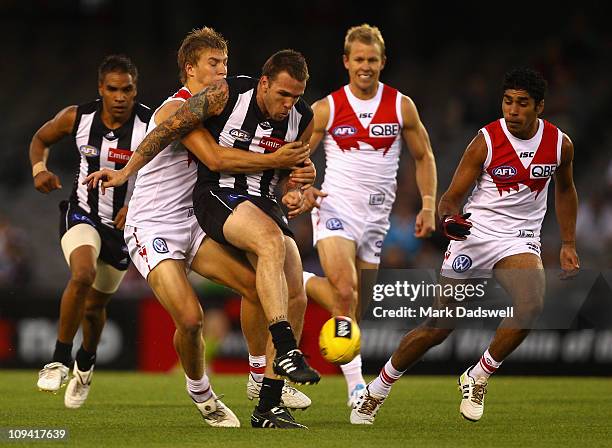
[485,119,558,199]
[329,84,400,155]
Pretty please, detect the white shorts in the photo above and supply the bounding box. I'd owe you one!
[124,216,206,280]
[311,193,391,264]
[441,236,542,279]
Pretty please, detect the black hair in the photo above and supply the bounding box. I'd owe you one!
[503,67,547,104]
[98,54,138,84]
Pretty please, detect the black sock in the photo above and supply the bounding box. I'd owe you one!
[75,345,96,371]
[269,321,297,356]
[52,340,73,367]
[256,378,284,413]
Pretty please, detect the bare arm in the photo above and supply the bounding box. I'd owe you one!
[554,134,580,275]
[308,98,329,154]
[401,95,437,237]
[29,105,76,193]
[438,133,487,217]
[183,127,309,172]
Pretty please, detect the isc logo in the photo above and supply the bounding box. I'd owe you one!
[369,123,399,137]
[359,112,373,119]
[519,151,535,158]
[530,164,556,179]
[492,165,517,179]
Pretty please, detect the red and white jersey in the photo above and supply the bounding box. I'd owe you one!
[126,87,197,226]
[464,118,563,238]
[321,82,403,207]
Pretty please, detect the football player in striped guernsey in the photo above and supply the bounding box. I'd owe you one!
[29,55,151,408]
[86,35,315,428]
[104,49,320,429]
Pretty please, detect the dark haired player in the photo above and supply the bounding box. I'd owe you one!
[103,49,320,428]
[29,55,151,408]
[351,67,580,424]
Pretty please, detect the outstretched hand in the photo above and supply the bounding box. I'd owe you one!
[83,168,128,195]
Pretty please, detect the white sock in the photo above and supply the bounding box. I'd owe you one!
[186,373,212,403]
[302,271,316,294]
[341,354,365,394]
[469,349,503,380]
[248,354,266,383]
[368,358,405,398]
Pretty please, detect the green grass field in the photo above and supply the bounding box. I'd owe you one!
[1,371,610,447]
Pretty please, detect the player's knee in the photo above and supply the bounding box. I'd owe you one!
[514,297,544,321]
[70,266,96,288]
[256,229,285,258]
[175,309,204,337]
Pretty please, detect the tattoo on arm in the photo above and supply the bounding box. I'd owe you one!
[135,79,229,162]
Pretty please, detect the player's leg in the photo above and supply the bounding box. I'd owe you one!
[316,237,366,404]
[351,277,458,425]
[458,252,544,422]
[222,200,317,385]
[64,261,124,409]
[249,235,311,428]
[38,224,101,393]
[147,258,239,427]
[303,273,336,314]
[189,237,311,411]
[316,237,359,318]
[340,257,379,406]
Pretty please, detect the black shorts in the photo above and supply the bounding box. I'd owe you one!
[59,200,130,271]
[193,188,294,246]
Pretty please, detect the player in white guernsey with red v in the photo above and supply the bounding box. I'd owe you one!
[351,68,580,425]
[84,28,315,428]
[301,24,438,410]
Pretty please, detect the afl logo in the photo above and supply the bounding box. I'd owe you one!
[492,165,517,179]
[229,128,252,142]
[452,254,472,273]
[79,145,100,157]
[152,238,169,254]
[332,125,356,138]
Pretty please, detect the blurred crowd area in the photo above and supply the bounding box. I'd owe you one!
[1,2,611,291]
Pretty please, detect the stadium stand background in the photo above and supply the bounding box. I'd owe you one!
[1,1,611,374]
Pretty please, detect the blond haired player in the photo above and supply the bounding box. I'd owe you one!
[302,24,437,409]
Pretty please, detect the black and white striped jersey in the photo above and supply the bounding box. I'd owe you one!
[196,76,313,199]
[69,99,151,228]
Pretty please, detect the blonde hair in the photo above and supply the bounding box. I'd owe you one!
[344,24,385,57]
[177,27,228,84]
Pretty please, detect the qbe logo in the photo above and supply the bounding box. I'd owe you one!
[452,254,472,273]
[335,318,352,338]
[152,238,169,254]
[492,165,517,179]
[530,164,556,179]
[369,123,400,138]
